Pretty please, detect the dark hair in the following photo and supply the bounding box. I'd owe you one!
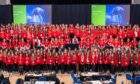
[61,82,65,84]
[16,78,24,84]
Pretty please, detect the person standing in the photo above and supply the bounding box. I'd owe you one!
[18,52,25,75]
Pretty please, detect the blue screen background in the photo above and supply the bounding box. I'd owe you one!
[106,5,130,25]
[26,5,51,24]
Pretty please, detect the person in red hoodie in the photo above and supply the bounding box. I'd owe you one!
[6,52,13,72]
[58,52,66,73]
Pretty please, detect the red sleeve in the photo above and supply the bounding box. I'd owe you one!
[138,56,140,65]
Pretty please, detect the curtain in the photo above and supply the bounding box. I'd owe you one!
[130,4,140,26]
[52,5,91,25]
[0,5,13,25]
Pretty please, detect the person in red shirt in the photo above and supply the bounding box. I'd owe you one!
[91,51,98,72]
[113,38,120,49]
[121,53,129,72]
[31,53,36,72]
[110,53,115,74]
[124,38,132,48]
[65,52,72,73]
[1,39,8,49]
[71,53,78,73]
[114,51,119,72]
[42,51,47,71]
[46,54,56,72]
[117,28,126,39]
[18,52,25,75]
[25,53,31,72]
[85,50,92,72]
[58,52,66,73]
[107,35,114,47]
[103,51,110,72]
[6,52,13,72]
[126,27,135,38]
[132,38,138,48]
[55,52,59,73]
[13,51,18,71]
[132,53,138,72]
[97,52,103,72]
[36,51,43,71]
[79,52,86,72]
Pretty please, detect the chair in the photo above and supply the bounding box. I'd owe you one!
[38,76,47,81]
[126,73,133,84]
[15,78,24,84]
[112,74,117,84]
[70,71,82,84]
[135,76,140,84]
[71,71,75,78]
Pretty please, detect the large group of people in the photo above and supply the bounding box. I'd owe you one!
[0,24,140,74]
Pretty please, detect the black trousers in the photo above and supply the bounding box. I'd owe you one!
[31,65,36,72]
[42,64,47,71]
[91,64,96,72]
[0,61,3,70]
[2,62,6,71]
[36,64,41,71]
[48,64,55,71]
[18,65,24,75]
[128,64,133,72]
[25,65,30,72]
[71,64,76,73]
[85,64,91,72]
[7,64,13,72]
[98,64,103,72]
[111,64,115,74]
[55,63,59,73]
[60,64,65,73]
[65,64,71,72]
[79,64,85,72]
[13,64,18,71]
[118,64,121,72]
[103,64,108,72]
